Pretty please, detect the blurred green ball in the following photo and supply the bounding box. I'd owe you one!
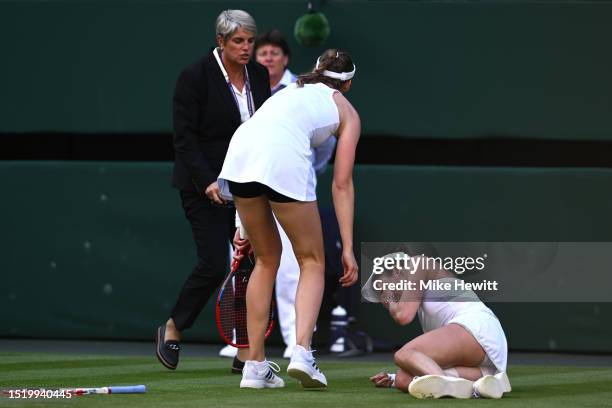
[294,12,330,47]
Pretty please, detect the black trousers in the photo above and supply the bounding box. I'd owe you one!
[170,190,236,331]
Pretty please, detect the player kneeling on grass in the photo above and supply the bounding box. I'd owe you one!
[363,252,511,399]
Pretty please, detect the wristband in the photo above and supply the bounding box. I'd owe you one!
[388,373,396,388]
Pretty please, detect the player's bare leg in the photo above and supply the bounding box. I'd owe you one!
[395,323,485,375]
[270,201,325,349]
[271,200,327,388]
[233,195,282,363]
[395,324,486,399]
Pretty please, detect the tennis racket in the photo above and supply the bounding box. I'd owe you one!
[1,385,146,398]
[64,385,146,395]
[215,249,275,348]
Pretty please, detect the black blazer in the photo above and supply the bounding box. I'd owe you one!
[171,50,271,192]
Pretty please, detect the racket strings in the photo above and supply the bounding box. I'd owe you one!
[217,259,275,347]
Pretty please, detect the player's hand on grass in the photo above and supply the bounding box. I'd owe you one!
[370,372,393,388]
[204,181,225,205]
[340,249,358,287]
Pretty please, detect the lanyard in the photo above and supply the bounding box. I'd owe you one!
[213,47,254,118]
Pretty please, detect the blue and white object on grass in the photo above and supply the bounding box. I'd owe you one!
[108,385,146,394]
[65,385,146,395]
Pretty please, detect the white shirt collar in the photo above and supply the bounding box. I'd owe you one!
[272,69,297,93]
[279,69,297,87]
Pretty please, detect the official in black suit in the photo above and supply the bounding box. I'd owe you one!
[155,9,271,371]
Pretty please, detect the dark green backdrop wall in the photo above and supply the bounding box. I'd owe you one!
[2,162,612,352]
[1,1,611,352]
[1,0,612,139]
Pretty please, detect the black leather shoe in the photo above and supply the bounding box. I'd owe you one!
[156,325,180,370]
[231,355,245,374]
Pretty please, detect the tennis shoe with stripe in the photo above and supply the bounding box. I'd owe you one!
[287,345,327,389]
[240,360,285,389]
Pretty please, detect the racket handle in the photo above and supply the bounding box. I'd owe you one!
[108,385,146,394]
[239,226,247,240]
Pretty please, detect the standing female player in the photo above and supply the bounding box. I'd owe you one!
[218,49,360,389]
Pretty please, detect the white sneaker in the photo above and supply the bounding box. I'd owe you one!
[283,345,295,359]
[408,375,474,399]
[496,372,512,392]
[473,372,511,399]
[240,360,285,389]
[219,345,238,358]
[287,345,327,388]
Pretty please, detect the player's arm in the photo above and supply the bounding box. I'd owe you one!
[385,262,426,325]
[387,301,419,325]
[332,92,361,287]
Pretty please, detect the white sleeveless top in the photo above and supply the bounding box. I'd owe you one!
[417,277,493,332]
[218,83,339,202]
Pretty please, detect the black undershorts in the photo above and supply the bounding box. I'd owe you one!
[228,181,297,203]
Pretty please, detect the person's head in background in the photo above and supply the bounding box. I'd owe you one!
[215,10,257,69]
[297,49,355,94]
[254,29,295,93]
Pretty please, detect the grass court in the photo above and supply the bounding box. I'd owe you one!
[2,348,612,407]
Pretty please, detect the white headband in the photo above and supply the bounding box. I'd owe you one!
[315,56,356,81]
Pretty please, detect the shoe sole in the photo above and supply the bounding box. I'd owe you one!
[287,363,327,389]
[474,376,503,399]
[475,373,511,398]
[155,326,177,370]
[408,375,473,399]
[240,379,264,389]
[240,379,285,389]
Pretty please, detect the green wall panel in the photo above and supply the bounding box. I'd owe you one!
[2,162,612,351]
[1,1,612,139]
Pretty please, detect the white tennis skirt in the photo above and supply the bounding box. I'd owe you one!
[448,311,508,374]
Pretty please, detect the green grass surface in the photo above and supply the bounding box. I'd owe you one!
[2,353,612,407]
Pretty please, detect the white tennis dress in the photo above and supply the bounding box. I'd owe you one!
[418,277,508,374]
[218,83,339,202]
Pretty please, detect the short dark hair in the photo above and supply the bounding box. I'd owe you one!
[254,29,291,58]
